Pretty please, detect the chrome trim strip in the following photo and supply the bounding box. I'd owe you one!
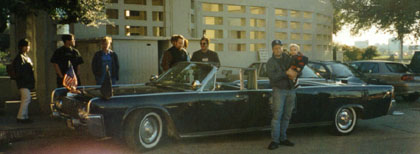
[179,122,332,138]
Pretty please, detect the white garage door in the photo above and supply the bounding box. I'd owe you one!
[112,40,158,84]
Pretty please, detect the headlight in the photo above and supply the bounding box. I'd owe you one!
[78,107,89,119]
[55,100,63,109]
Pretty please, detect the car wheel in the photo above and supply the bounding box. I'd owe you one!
[125,110,164,151]
[403,94,419,102]
[333,107,357,135]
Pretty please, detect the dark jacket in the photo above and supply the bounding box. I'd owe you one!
[161,46,189,71]
[13,53,35,89]
[266,53,294,90]
[91,50,120,80]
[191,49,220,66]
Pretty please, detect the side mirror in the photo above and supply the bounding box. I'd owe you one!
[150,75,159,82]
[191,80,202,89]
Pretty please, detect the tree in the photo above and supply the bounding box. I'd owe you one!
[362,46,379,60]
[342,45,364,61]
[331,0,420,61]
[0,0,109,33]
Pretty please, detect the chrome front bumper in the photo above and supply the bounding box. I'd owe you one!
[51,104,106,138]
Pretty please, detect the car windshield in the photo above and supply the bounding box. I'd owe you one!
[155,62,214,90]
[386,63,409,73]
[301,66,322,78]
[327,63,355,78]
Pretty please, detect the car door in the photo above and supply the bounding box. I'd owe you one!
[359,62,381,84]
[197,90,253,131]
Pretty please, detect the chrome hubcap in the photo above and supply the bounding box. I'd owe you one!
[139,116,158,144]
[337,109,353,129]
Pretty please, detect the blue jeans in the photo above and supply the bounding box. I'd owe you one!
[271,87,296,143]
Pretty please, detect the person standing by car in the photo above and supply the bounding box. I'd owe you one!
[161,34,189,71]
[91,36,119,85]
[191,37,220,66]
[13,38,35,123]
[50,34,84,87]
[266,40,298,150]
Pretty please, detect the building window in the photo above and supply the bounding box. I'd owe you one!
[153,27,165,36]
[152,0,164,6]
[304,45,312,52]
[124,0,146,5]
[275,20,287,28]
[206,29,223,39]
[209,43,224,51]
[250,43,266,52]
[290,21,300,30]
[191,28,196,37]
[229,43,246,52]
[250,31,265,39]
[250,6,265,15]
[106,9,118,19]
[125,25,147,36]
[107,0,118,3]
[316,34,322,40]
[229,30,246,39]
[106,25,119,35]
[303,23,312,30]
[303,33,312,40]
[204,16,223,25]
[229,18,245,26]
[275,32,287,40]
[291,33,301,40]
[191,14,195,23]
[202,3,223,12]
[275,8,287,16]
[227,5,245,13]
[303,11,312,19]
[152,11,164,21]
[290,10,300,18]
[125,10,146,20]
[250,19,265,27]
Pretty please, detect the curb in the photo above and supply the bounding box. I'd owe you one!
[0,125,73,145]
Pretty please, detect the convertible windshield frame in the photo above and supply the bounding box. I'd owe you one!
[154,62,218,92]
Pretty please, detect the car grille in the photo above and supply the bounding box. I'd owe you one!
[57,97,87,118]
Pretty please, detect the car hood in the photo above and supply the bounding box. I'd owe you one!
[79,83,184,98]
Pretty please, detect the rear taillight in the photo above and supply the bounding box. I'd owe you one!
[401,74,414,81]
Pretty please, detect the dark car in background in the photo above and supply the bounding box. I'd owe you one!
[248,62,332,89]
[350,60,420,101]
[408,51,420,73]
[307,61,366,85]
[51,62,395,152]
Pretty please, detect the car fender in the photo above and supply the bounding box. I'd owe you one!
[121,104,180,138]
[335,104,364,119]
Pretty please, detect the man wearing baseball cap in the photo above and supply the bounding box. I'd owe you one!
[266,40,297,150]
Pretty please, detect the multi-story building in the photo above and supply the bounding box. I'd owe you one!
[73,0,333,83]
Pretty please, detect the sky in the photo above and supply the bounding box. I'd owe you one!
[333,25,420,46]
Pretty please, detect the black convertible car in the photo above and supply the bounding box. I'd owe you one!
[51,62,395,151]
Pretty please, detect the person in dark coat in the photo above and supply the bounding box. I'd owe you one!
[160,34,189,72]
[50,34,84,87]
[267,40,298,150]
[191,37,220,66]
[13,38,35,124]
[91,36,119,85]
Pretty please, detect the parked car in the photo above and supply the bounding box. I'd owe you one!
[350,60,420,101]
[408,50,420,73]
[248,62,337,89]
[51,62,395,151]
[307,61,366,85]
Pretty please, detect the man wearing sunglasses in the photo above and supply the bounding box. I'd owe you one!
[191,37,220,66]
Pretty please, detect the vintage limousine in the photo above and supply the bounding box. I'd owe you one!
[51,62,395,151]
